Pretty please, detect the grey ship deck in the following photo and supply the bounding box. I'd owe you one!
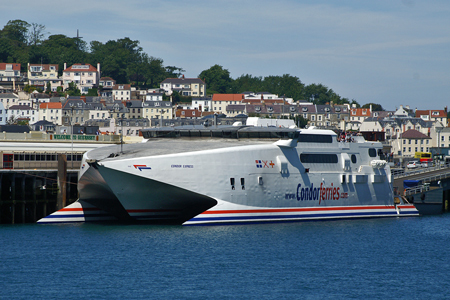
[87,125,300,161]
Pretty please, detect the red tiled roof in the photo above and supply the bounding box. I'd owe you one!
[0,63,21,71]
[40,102,62,109]
[63,63,97,72]
[415,109,447,118]
[212,94,245,102]
[350,108,372,117]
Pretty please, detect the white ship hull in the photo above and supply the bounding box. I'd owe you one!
[38,127,419,225]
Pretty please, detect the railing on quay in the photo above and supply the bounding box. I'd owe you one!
[0,132,143,143]
[392,163,450,179]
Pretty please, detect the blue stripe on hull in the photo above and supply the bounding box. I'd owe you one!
[186,210,418,225]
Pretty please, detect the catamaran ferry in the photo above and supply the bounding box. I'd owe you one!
[38,125,418,225]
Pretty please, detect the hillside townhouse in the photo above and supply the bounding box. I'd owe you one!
[27,63,61,92]
[212,94,245,113]
[416,109,448,126]
[0,63,21,83]
[0,102,7,125]
[113,84,132,100]
[39,102,62,125]
[0,93,19,109]
[86,102,110,120]
[246,103,283,117]
[435,126,450,149]
[243,92,294,104]
[145,91,164,101]
[116,118,150,136]
[175,108,202,119]
[160,77,206,97]
[99,77,116,97]
[127,100,143,119]
[62,63,101,94]
[108,101,130,120]
[62,98,89,125]
[391,129,432,157]
[7,104,38,124]
[226,104,247,117]
[142,101,173,120]
[191,97,212,112]
[350,107,372,123]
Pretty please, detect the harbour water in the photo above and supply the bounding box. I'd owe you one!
[1,215,450,299]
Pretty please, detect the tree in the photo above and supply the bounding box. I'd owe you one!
[87,88,98,96]
[65,82,81,96]
[28,23,46,46]
[198,64,233,94]
[362,103,384,111]
[1,20,30,44]
[165,66,185,78]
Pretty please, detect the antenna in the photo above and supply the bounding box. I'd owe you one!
[73,29,83,50]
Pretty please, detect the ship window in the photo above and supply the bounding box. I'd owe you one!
[230,178,235,190]
[298,134,332,143]
[241,178,245,190]
[351,154,357,163]
[300,153,338,164]
[368,148,377,157]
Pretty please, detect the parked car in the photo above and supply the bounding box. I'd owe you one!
[421,161,430,168]
[407,161,420,169]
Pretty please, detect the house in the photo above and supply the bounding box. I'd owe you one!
[31,120,56,132]
[0,102,7,125]
[142,101,173,120]
[7,105,38,124]
[127,100,143,119]
[350,107,372,123]
[62,63,101,94]
[160,77,206,97]
[212,94,245,113]
[85,102,110,120]
[416,108,448,127]
[175,108,202,119]
[226,104,247,117]
[145,91,164,102]
[0,63,21,82]
[62,98,88,125]
[27,63,61,92]
[112,84,132,100]
[243,92,294,104]
[191,97,212,112]
[39,102,62,125]
[0,93,19,109]
[99,77,116,97]
[393,129,432,157]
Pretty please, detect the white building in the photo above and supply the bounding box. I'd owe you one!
[7,105,38,124]
[62,63,101,94]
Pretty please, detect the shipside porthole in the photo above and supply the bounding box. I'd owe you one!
[258,176,263,185]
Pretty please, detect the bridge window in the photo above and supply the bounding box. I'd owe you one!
[300,153,338,163]
[298,134,333,143]
[368,148,377,157]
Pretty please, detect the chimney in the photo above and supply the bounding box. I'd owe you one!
[97,63,101,76]
[64,63,66,70]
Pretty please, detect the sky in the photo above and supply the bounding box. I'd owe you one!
[2,0,450,111]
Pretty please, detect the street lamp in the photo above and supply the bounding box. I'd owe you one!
[70,104,74,169]
[121,113,124,154]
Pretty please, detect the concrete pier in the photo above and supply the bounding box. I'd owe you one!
[0,162,78,224]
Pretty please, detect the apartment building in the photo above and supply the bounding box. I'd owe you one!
[62,63,101,94]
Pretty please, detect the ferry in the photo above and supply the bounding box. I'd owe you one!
[38,125,419,225]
